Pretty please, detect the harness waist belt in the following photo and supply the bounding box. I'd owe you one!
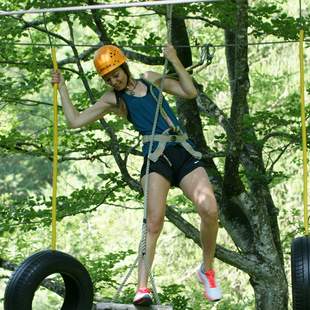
[143,130,202,162]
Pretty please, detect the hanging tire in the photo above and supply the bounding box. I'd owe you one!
[291,236,310,310]
[4,250,94,310]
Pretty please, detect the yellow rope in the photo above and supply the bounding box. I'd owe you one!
[51,47,59,249]
[299,29,308,235]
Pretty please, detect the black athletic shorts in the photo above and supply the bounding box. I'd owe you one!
[140,144,204,187]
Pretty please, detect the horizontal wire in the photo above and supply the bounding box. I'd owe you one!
[0,0,222,16]
[0,39,309,49]
[0,37,308,67]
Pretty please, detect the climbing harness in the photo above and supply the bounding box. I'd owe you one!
[143,128,202,162]
[135,77,202,162]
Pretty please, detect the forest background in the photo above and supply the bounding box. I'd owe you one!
[0,0,309,309]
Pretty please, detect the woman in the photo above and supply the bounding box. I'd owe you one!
[52,44,222,305]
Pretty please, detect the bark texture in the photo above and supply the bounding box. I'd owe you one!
[168,1,288,309]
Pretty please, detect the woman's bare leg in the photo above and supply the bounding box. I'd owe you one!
[138,172,170,288]
[179,167,219,270]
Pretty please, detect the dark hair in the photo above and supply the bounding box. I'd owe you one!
[121,63,132,83]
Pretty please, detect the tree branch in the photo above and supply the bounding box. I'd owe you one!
[65,19,141,194]
[165,205,260,274]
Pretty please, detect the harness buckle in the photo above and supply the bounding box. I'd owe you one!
[170,135,177,142]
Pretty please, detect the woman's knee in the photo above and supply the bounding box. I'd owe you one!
[147,218,164,236]
[197,193,219,220]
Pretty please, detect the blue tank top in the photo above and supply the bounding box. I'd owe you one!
[116,79,188,156]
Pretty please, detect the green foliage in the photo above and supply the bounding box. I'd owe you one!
[81,249,136,293]
[0,1,309,309]
[0,171,138,234]
[159,284,192,310]
[113,284,192,309]
[249,3,298,39]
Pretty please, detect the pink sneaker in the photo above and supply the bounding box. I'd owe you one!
[133,287,153,306]
[197,265,222,302]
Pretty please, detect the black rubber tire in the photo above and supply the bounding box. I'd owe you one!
[4,250,93,310]
[291,236,310,310]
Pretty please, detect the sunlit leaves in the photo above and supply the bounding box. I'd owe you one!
[82,249,136,292]
[249,3,300,40]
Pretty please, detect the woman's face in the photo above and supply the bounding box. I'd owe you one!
[103,67,128,91]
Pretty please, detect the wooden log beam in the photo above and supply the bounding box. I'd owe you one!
[95,303,173,310]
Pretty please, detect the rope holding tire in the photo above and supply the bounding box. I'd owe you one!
[291,5,310,309]
[4,16,94,310]
[51,46,59,251]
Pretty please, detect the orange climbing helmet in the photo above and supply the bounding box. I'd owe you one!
[93,45,127,76]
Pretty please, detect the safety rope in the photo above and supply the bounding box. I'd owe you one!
[147,80,177,130]
[298,2,308,235]
[43,13,59,250]
[113,5,173,305]
[140,5,173,304]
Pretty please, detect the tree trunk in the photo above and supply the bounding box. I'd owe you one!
[250,275,288,309]
[223,0,288,308]
[168,1,289,309]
